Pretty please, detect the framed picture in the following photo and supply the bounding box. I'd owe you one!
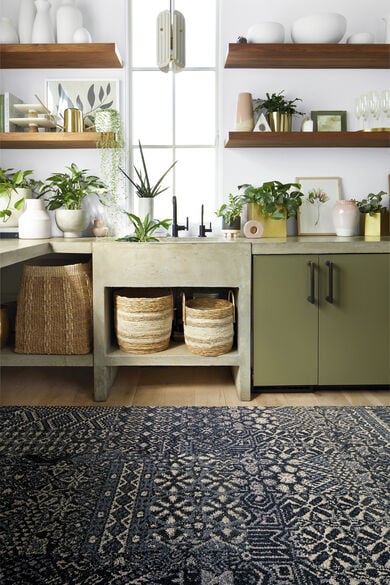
[46,79,120,125]
[297,176,341,235]
[311,110,347,131]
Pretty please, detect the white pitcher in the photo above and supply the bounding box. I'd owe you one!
[383,14,390,43]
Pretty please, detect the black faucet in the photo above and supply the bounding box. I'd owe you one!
[198,204,212,237]
[171,196,189,237]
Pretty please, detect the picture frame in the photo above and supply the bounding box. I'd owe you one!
[311,110,347,132]
[297,176,341,235]
[46,79,120,126]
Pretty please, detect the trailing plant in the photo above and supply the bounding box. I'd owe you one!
[239,180,305,219]
[254,90,304,116]
[0,168,40,223]
[118,213,171,242]
[95,108,125,196]
[215,193,244,225]
[120,140,177,198]
[354,191,387,216]
[38,163,109,210]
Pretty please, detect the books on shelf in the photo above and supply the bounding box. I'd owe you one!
[0,93,24,132]
[0,226,19,238]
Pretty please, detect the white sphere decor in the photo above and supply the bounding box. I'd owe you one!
[247,22,285,43]
[73,27,92,43]
[291,13,347,44]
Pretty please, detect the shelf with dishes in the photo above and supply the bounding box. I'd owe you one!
[224,43,390,69]
[224,131,390,148]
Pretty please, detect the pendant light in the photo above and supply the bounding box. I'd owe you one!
[157,0,185,73]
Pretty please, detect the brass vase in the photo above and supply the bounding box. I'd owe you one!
[267,112,292,132]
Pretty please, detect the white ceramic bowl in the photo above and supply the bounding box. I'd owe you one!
[291,13,347,44]
[247,22,285,43]
[346,32,374,44]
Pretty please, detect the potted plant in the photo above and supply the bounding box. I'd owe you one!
[119,140,177,220]
[0,168,39,227]
[254,90,304,132]
[118,213,171,242]
[215,193,244,238]
[354,190,388,236]
[239,180,304,237]
[38,163,109,238]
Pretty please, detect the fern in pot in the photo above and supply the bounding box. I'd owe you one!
[215,193,244,238]
[38,163,108,238]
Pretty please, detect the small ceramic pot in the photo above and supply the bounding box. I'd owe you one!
[247,22,285,43]
[291,13,346,43]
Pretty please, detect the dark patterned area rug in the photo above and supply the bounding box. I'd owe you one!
[0,406,389,585]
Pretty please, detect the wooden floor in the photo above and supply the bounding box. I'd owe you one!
[1,366,389,407]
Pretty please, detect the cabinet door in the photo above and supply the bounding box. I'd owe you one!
[253,255,318,386]
[319,254,390,385]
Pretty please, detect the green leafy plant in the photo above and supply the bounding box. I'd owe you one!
[0,168,40,223]
[239,180,304,219]
[38,163,109,210]
[215,193,244,225]
[354,191,387,216]
[119,141,176,198]
[118,213,171,242]
[255,90,304,116]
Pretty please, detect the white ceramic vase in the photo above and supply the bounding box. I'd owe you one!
[55,209,88,237]
[247,22,285,43]
[0,17,19,43]
[291,13,347,44]
[32,0,54,43]
[19,199,52,239]
[18,0,36,43]
[56,0,83,43]
[332,200,360,236]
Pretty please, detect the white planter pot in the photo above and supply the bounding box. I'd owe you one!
[138,198,154,221]
[55,209,88,238]
[0,188,32,227]
[291,13,347,44]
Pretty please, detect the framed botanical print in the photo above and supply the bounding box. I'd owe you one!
[297,176,341,235]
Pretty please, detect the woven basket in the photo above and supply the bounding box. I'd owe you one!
[114,288,173,354]
[182,291,235,356]
[15,261,92,355]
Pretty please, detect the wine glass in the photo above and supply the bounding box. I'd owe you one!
[367,90,381,128]
[381,90,390,125]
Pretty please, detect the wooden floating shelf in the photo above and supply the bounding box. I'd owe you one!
[0,43,123,68]
[225,43,390,69]
[0,132,103,149]
[224,131,390,148]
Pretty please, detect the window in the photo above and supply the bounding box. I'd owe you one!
[130,0,219,233]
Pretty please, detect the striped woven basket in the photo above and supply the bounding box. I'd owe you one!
[15,261,92,355]
[114,288,173,354]
[182,291,235,356]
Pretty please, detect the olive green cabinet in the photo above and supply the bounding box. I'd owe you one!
[253,254,390,387]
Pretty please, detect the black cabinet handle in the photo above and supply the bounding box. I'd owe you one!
[325,261,334,303]
[307,261,315,304]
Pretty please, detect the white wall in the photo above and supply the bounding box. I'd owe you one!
[1,0,389,229]
[221,0,390,204]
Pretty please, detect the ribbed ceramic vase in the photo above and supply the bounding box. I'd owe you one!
[332,200,360,236]
[235,93,254,131]
[56,0,83,43]
[32,0,54,43]
[18,0,36,43]
[19,199,52,239]
[0,17,19,43]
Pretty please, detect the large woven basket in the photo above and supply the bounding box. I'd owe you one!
[114,288,173,354]
[15,261,92,355]
[182,291,235,356]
